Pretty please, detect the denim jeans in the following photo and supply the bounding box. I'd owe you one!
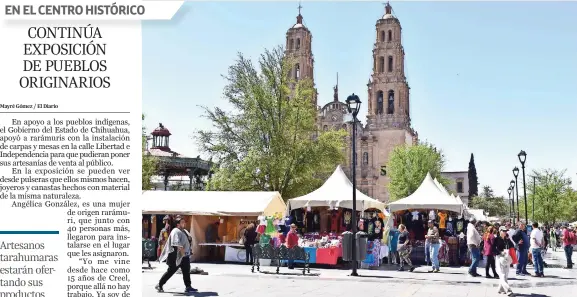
[424,241,431,265]
[531,248,544,274]
[287,259,294,268]
[564,245,574,268]
[516,249,528,274]
[430,243,441,270]
[469,246,480,274]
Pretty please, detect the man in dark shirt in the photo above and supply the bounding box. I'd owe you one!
[512,223,530,275]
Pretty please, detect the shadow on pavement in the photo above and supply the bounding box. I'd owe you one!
[260,271,320,277]
[513,294,548,297]
[166,291,218,296]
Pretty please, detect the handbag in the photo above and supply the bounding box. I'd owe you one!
[508,247,518,264]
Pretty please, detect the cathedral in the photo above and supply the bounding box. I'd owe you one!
[285,3,418,203]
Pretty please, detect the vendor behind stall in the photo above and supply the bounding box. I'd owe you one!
[205,221,221,260]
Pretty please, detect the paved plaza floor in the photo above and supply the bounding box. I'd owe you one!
[142,249,576,297]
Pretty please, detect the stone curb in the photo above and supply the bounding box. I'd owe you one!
[211,272,577,289]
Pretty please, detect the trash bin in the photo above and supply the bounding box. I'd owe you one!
[341,231,353,261]
[142,238,157,261]
[356,232,368,261]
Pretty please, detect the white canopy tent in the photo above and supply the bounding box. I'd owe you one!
[288,165,387,214]
[465,208,488,221]
[142,191,286,216]
[388,173,463,213]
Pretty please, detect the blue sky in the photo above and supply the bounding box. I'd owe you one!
[142,1,577,197]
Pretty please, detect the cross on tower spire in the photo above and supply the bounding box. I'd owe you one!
[333,73,339,102]
[384,2,392,15]
[296,1,303,24]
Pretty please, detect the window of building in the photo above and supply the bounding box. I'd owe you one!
[362,152,369,165]
[289,39,294,50]
[323,125,328,131]
[387,90,394,114]
[342,124,347,130]
[296,38,301,50]
[387,56,393,72]
[376,91,384,115]
[456,180,464,193]
[295,64,300,79]
[380,31,385,42]
[388,30,392,41]
[378,57,385,73]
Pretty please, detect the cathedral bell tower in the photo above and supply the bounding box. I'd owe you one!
[366,2,410,130]
[285,4,317,106]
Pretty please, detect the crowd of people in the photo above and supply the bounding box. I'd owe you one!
[151,216,576,295]
[464,220,576,296]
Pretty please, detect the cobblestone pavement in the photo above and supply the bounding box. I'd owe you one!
[142,249,575,297]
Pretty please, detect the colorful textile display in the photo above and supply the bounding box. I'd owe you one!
[316,247,342,265]
[438,240,449,265]
[363,240,381,267]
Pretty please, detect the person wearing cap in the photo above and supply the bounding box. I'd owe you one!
[467,218,482,277]
[285,224,299,269]
[495,226,513,295]
[425,220,441,273]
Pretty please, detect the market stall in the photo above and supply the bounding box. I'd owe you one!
[142,191,287,262]
[388,173,464,266]
[285,166,389,266]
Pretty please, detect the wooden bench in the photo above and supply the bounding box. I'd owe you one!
[251,245,310,275]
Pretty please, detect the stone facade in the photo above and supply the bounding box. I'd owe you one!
[309,4,417,202]
[441,171,469,205]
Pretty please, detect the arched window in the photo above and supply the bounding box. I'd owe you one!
[342,124,347,130]
[362,152,369,165]
[378,57,385,73]
[388,30,392,41]
[296,38,301,50]
[376,91,384,115]
[323,125,328,131]
[387,90,395,114]
[295,64,300,79]
[387,56,393,72]
[289,39,294,50]
[380,31,385,42]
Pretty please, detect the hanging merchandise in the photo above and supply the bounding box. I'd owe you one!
[411,210,420,221]
[265,216,276,235]
[445,216,454,236]
[342,210,352,231]
[428,210,436,221]
[256,215,266,234]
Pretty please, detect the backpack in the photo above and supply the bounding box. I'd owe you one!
[568,231,576,245]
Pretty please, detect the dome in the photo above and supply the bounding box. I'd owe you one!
[151,123,171,136]
[382,13,396,20]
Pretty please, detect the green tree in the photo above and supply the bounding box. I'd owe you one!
[520,169,574,224]
[386,142,450,201]
[196,46,346,199]
[142,114,157,190]
[469,185,510,217]
[468,153,479,198]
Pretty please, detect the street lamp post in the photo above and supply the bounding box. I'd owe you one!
[513,167,520,223]
[532,176,536,221]
[346,93,361,277]
[507,186,513,223]
[518,150,528,225]
[510,180,516,225]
